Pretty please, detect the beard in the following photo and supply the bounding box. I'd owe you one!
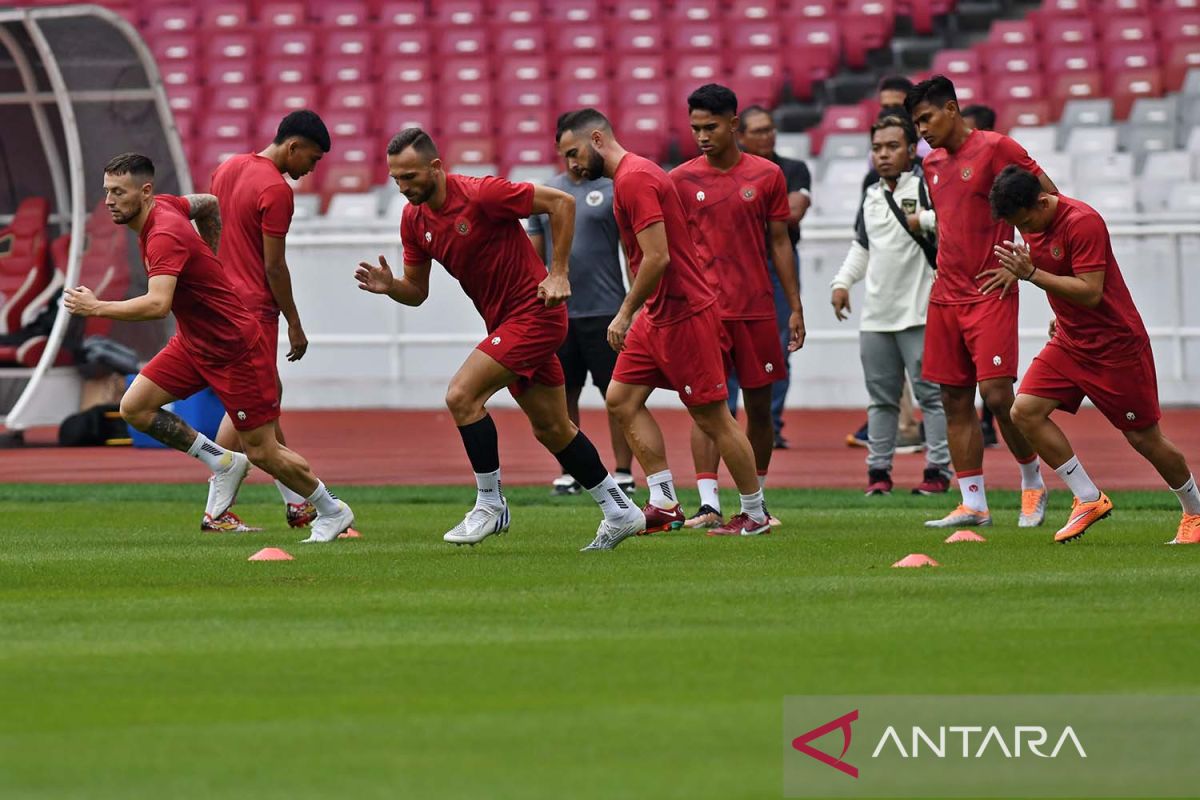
[582,146,604,181]
[406,182,437,205]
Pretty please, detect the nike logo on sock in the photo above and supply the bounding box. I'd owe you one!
[1066,466,1077,475]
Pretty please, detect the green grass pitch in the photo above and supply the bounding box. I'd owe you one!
[2,484,1196,799]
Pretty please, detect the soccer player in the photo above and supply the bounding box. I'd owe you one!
[984,166,1200,544]
[555,108,772,538]
[669,84,805,529]
[203,110,331,532]
[355,129,644,551]
[527,115,636,497]
[64,153,354,543]
[905,75,1057,529]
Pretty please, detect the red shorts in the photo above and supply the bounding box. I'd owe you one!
[260,317,280,377]
[140,330,280,432]
[475,306,568,397]
[923,294,1019,387]
[722,317,787,390]
[1019,342,1161,431]
[612,305,729,407]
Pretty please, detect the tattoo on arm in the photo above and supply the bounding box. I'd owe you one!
[147,409,200,452]
[184,193,222,255]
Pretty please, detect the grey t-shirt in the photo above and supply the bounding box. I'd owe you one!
[526,173,625,319]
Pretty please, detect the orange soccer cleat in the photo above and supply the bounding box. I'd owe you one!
[1054,493,1114,543]
[1167,513,1200,545]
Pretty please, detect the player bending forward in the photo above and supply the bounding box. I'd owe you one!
[356,129,644,551]
[985,166,1200,544]
[65,153,354,543]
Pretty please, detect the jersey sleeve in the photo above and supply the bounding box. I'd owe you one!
[766,166,791,222]
[258,183,294,238]
[400,207,430,266]
[143,231,188,278]
[477,176,535,221]
[620,173,666,234]
[993,134,1043,177]
[156,194,191,217]
[1065,211,1110,275]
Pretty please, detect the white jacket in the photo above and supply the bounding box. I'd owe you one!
[831,171,937,333]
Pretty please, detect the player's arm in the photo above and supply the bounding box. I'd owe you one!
[262,233,307,361]
[607,222,669,351]
[182,193,221,254]
[768,219,806,350]
[64,274,176,320]
[991,241,1105,309]
[529,184,574,306]
[355,254,432,306]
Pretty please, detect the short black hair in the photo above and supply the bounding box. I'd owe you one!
[739,104,772,128]
[274,109,331,152]
[879,75,914,94]
[386,128,440,161]
[905,75,959,116]
[687,83,738,117]
[988,165,1043,219]
[556,108,612,142]
[961,104,997,131]
[871,114,917,146]
[103,152,154,182]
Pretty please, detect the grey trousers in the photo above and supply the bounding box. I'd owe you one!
[860,326,950,471]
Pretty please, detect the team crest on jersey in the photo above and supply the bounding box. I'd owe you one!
[1051,245,1064,260]
[695,190,706,202]
[961,167,973,181]
[901,198,917,214]
[424,231,432,243]
[932,173,939,185]
[456,219,470,236]
[740,186,756,201]
[586,190,604,207]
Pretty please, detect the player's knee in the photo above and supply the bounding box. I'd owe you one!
[1007,397,1037,432]
[444,384,481,423]
[119,399,154,431]
[980,384,1014,416]
[1123,426,1157,455]
[242,439,276,470]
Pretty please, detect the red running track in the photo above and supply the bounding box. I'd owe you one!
[5,408,1199,491]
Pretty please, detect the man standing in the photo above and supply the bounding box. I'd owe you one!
[555,108,773,538]
[736,104,812,450]
[831,115,950,496]
[203,109,330,532]
[65,153,354,543]
[986,166,1200,544]
[355,129,644,551]
[527,116,636,497]
[670,85,805,529]
[906,75,1056,529]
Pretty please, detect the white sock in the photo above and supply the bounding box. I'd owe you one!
[647,469,677,510]
[1171,474,1200,515]
[306,481,341,516]
[474,468,503,509]
[186,433,232,473]
[757,472,767,490]
[1054,455,1100,503]
[275,479,307,505]
[1017,457,1045,490]
[958,473,988,512]
[587,474,637,522]
[697,475,720,512]
[740,489,766,522]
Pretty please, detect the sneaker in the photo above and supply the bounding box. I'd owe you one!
[1054,493,1112,543]
[286,501,317,528]
[551,473,581,496]
[639,502,685,535]
[201,511,262,533]
[912,467,951,496]
[925,504,992,528]
[209,452,250,519]
[845,421,869,448]
[866,469,893,496]
[709,512,771,537]
[302,501,356,543]
[580,510,647,551]
[1167,513,1200,544]
[614,471,636,494]
[684,504,724,529]
[442,500,510,546]
[1019,487,1048,528]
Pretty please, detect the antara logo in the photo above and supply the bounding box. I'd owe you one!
[792,710,859,778]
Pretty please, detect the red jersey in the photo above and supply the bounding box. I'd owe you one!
[612,153,716,326]
[210,153,294,321]
[139,195,260,363]
[670,153,790,321]
[401,174,551,330]
[1023,195,1149,365]
[923,129,1043,305]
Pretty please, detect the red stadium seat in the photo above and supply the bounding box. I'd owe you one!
[320,56,372,85]
[547,0,603,24]
[1165,41,1200,90]
[151,33,198,64]
[376,1,426,28]
[729,55,785,108]
[670,0,721,22]
[204,31,253,61]
[443,57,491,85]
[441,81,493,111]
[327,85,376,112]
[983,45,1041,75]
[144,5,196,35]
[198,2,249,30]
[502,137,557,168]
[0,197,50,337]
[262,58,313,86]
[379,57,433,86]
[992,73,1046,104]
[931,49,980,76]
[381,109,438,138]
[379,29,432,60]
[434,0,486,27]
[1044,44,1101,74]
[205,58,254,87]
[265,84,321,114]
[382,83,436,111]
[324,110,371,139]
[161,61,199,88]
[1042,16,1096,48]
[611,22,666,54]
[1108,67,1164,118]
[1101,16,1155,44]
[840,0,896,70]
[616,55,667,83]
[492,25,546,57]
[1097,0,1150,16]
[492,0,542,25]
[1105,42,1161,73]
[1039,0,1092,17]
[166,85,202,116]
[498,56,551,83]
[554,81,612,111]
[612,0,662,22]
[258,1,308,27]
[320,165,377,199]
[730,20,782,52]
[443,138,497,166]
[558,55,609,82]
[438,27,489,57]
[988,19,1037,46]
[264,28,317,60]
[786,20,840,100]
[500,109,555,137]
[1049,70,1104,115]
[946,74,985,104]
[616,107,670,159]
[551,24,606,55]
[730,0,781,20]
[668,21,723,53]
[785,0,836,17]
[617,80,670,109]
[1158,11,1200,44]
[325,30,375,59]
[995,100,1052,131]
[315,1,369,27]
[444,109,493,138]
[496,80,552,110]
[198,112,252,141]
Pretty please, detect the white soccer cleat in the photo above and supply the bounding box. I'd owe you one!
[209,452,250,519]
[580,510,646,551]
[302,501,355,543]
[1018,487,1048,528]
[444,500,510,546]
[924,504,992,528]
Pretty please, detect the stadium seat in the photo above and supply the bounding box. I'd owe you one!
[1060,98,1114,129]
[434,0,485,26]
[265,85,320,115]
[376,1,425,27]
[987,19,1037,47]
[1097,0,1151,17]
[1040,0,1091,17]
[1142,150,1195,183]
[612,0,662,21]
[775,132,812,161]
[669,21,723,53]
[381,83,436,114]
[498,56,551,84]
[729,20,782,52]
[160,60,199,88]
[443,109,493,138]
[808,182,862,222]
[151,33,198,65]
[320,56,372,85]
[327,85,376,113]
[674,54,725,86]
[496,80,552,111]
[984,45,1041,76]
[1045,45,1101,75]
[729,55,785,109]
[144,5,196,36]
[558,55,609,83]
[839,0,896,70]
[438,27,489,57]
[551,24,606,55]
[502,138,557,168]
[1109,67,1164,118]
[262,58,313,86]
[1166,42,1200,91]
[730,0,781,19]
[615,55,668,83]
[617,80,670,111]
[1042,16,1096,47]
[382,192,409,225]
[1074,181,1139,217]
[199,2,250,30]
[166,85,202,116]
[0,197,50,337]
[612,22,666,54]
[670,0,721,21]
[441,81,493,112]
[1008,125,1057,161]
[209,85,260,114]
[379,29,433,60]
[1074,152,1134,182]
[493,25,546,57]
[500,109,555,138]
[820,133,871,160]
[554,81,612,110]
[1166,181,1200,212]
[315,1,369,28]
[785,20,841,100]
[948,75,986,105]
[1128,97,1179,127]
[1125,125,1179,160]
[1065,125,1119,155]
[259,1,307,27]
[931,49,980,77]
[198,113,252,141]
[326,193,379,219]
[492,0,542,26]
[996,100,1052,130]
[324,110,370,139]
[264,28,317,60]
[820,157,870,186]
[616,107,670,159]
[443,137,497,166]
[381,108,437,139]
[507,165,558,183]
[1034,152,1074,185]
[547,0,603,23]
[992,74,1046,104]
[325,30,375,60]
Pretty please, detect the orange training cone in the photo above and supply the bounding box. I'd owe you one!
[892,553,940,568]
[248,547,293,561]
[945,530,987,543]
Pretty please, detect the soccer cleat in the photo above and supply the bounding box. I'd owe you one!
[708,512,771,537]
[1054,493,1113,543]
[845,421,868,448]
[1167,513,1200,544]
[1018,487,1048,528]
[201,511,263,533]
[614,471,636,494]
[302,501,356,543]
[765,504,782,527]
[924,504,992,528]
[209,452,250,519]
[580,510,647,551]
[443,500,510,546]
[866,469,893,496]
[551,473,581,496]
[684,504,724,529]
[286,501,317,528]
[912,467,951,496]
[638,502,685,535]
